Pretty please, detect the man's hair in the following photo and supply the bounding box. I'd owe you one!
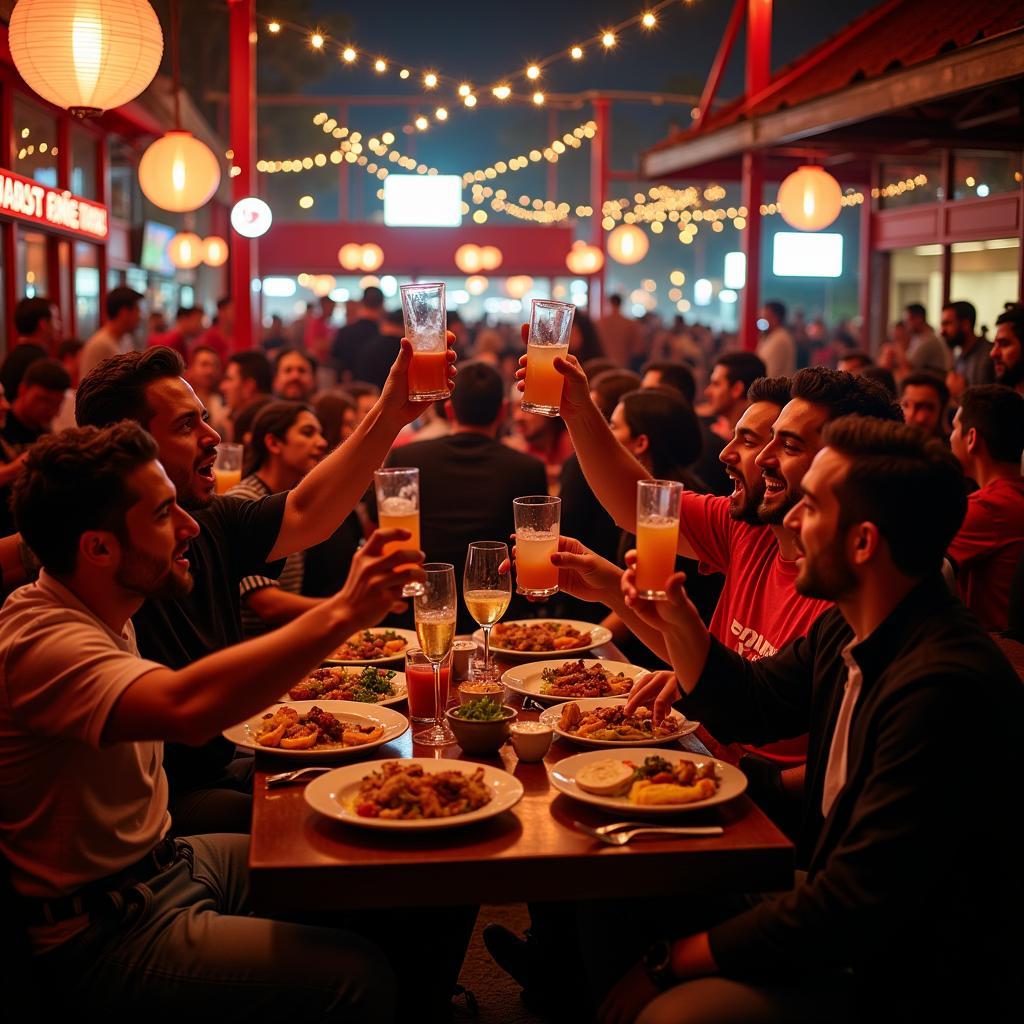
[714,352,767,395]
[642,361,696,405]
[959,385,1024,465]
[246,400,315,473]
[995,302,1024,342]
[12,422,159,575]
[582,357,616,379]
[943,300,976,328]
[57,339,84,361]
[900,371,950,409]
[188,344,221,365]
[227,350,273,394]
[216,296,233,313]
[14,297,54,337]
[609,294,623,309]
[175,306,200,321]
[823,416,966,579]
[361,286,384,310]
[860,365,897,397]
[838,350,874,371]
[746,375,792,408]
[106,286,143,320]
[22,358,71,393]
[346,381,380,401]
[273,347,318,374]
[590,368,641,419]
[313,390,356,450]
[792,367,902,422]
[905,302,927,320]
[764,300,786,322]
[77,347,184,427]
[449,360,504,426]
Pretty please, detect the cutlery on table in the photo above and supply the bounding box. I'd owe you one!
[265,766,333,788]
[573,821,723,845]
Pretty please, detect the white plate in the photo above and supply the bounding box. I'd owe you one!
[283,669,408,709]
[223,700,408,759]
[548,748,746,815]
[502,659,650,705]
[475,620,613,657]
[322,627,419,665]
[304,758,525,830]
[539,697,699,748]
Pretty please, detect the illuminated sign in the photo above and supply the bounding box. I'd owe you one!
[0,167,108,239]
[383,174,462,227]
[772,232,843,278]
[231,197,273,238]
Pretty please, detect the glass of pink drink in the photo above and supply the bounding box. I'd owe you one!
[513,495,561,597]
[635,479,683,600]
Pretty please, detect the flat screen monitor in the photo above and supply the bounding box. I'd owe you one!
[140,221,176,275]
[772,232,843,278]
[383,174,462,227]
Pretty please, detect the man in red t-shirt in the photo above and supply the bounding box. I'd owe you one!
[948,385,1024,630]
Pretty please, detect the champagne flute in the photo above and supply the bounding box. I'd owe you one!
[413,563,457,746]
[463,541,512,682]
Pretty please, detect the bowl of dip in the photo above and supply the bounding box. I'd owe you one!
[510,721,554,762]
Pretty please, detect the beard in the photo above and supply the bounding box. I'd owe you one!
[727,475,765,525]
[757,486,800,525]
[116,546,194,600]
[996,360,1024,390]
[795,533,857,601]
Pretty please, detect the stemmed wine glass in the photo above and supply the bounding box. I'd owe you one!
[413,563,457,746]
[463,541,512,682]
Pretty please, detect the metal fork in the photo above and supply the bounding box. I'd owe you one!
[265,766,333,788]
[574,820,723,845]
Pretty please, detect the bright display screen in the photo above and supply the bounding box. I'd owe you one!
[772,232,843,277]
[383,174,462,227]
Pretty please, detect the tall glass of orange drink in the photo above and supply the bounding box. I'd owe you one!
[400,282,450,401]
[374,467,424,597]
[513,495,561,597]
[522,299,575,417]
[635,479,683,600]
[213,443,243,494]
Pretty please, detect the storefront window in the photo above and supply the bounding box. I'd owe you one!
[74,242,101,338]
[109,136,139,222]
[71,128,99,199]
[13,94,58,188]
[887,245,942,332]
[14,229,49,301]
[949,238,1020,336]
[878,159,941,210]
[952,151,1022,201]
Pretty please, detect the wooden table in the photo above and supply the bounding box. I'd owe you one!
[250,643,794,915]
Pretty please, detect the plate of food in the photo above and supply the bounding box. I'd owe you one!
[476,620,613,657]
[323,628,417,664]
[502,659,649,705]
[304,758,525,830]
[286,666,408,708]
[539,698,699,748]
[548,749,746,814]
[223,700,408,759]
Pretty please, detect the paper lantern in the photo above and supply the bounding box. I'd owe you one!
[465,275,488,296]
[201,236,228,267]
[777,166,842,232]
[454,243,484,274]
[9,0,163,117]
[311,275,336,298]
[167,232,202,270]
[480,246,503,271]
[359,275,381,289]
[505,275,534,299]
[231,197,272,238]
[139,131,221,213]
[338,243,363,270]
[565,241,604,275]
[607,224,649,265]
[359,244,384,272]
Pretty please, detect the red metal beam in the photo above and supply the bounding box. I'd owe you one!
[590,97,610,318]
[694,0,746,131]
[739,152,764,351]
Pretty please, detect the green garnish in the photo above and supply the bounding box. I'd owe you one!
[350,666,397,703]
[454,697,508,721]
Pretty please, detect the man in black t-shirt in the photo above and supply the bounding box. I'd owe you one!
[75,341,455,832]
[331,285,384,380]
[1,359,71,452]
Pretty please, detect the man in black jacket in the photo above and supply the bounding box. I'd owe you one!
[604,416,1023,1022]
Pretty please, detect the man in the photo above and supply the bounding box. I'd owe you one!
[941,300,994,400]
[79,286,143,378]
[702,351,768,439]
[1,359,71,451]
[0,422,417,1018]
[353,307,404,390]
[899,372,949,438]
[756,300,796,378]
[195,296,234,362]
[272,347,317,402]
[947,385,1024,631]
[332,285,384,380]
[303,293,336,365]
[606,417,1022,1021]
[386,361,547,632]
[148,306,204,359]
[597,293,644,369]
[991,301,1024,393]
[836,350,873,376]
[220,349,273,439]
[0,296,61,398]
[74,339,454,833]
[903,301,950,376]
[185,345,228,436]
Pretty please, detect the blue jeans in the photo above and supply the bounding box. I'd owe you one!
[34,834,395,1022]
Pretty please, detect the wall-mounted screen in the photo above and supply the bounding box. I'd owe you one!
[383,174,462,227]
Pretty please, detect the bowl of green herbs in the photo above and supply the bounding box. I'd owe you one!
[446,698,517,754]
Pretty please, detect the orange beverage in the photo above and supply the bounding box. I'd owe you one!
[515,529,559,595]
[406,660,452,721]
[635,516,681,597]
[408,349,450,400]
[523,343,569,415]
[214,468,241,494]
[378,499,421,562]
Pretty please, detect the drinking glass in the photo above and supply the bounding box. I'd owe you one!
[374,467,424,597]
[413,563,457,745]
[405,646,452,723]
[513,496,561,597]
[463,541,512,682]
[522,299,575,416]
[400,282,450,401]
[635,479,683,600]
[213,442,243,493]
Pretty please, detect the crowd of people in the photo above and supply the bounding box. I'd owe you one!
[0,280,1023,1021]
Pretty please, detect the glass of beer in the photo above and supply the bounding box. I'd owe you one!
[513,496,561,597]
[400,281,450,401]
[522,299,575,416]
[413,563,457,745]
[374,467,424,597]
[405,646,452,723]
[213,442,243,493]
[635,479,683,600]
[463,541,512,682]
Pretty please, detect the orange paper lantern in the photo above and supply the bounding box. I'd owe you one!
[167,232,202,270]
[201,236,228,267]
[565,241,604,275]
[480,246,503,271]
[454,244,484,274]
[139,131,221,213]
[607,224,649,265]
[505,275,534,299]
[776,166,842,232]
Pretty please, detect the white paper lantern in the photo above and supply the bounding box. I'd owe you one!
[139,131,221,213]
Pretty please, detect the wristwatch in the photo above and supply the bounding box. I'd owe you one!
[643,938,676,989]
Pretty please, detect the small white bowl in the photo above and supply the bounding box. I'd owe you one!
[510,721,554,762]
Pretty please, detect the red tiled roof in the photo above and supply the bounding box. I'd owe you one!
[649,0,1024,152]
